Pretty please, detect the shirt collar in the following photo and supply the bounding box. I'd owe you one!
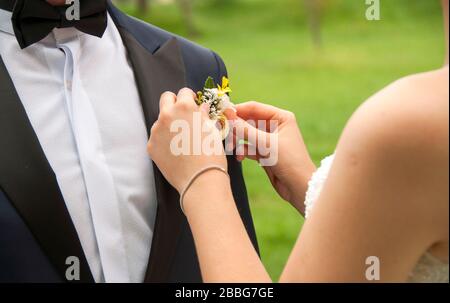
[0,8,13,35]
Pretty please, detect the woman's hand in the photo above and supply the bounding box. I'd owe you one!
[233,102,316,214]
[147,88,227,193]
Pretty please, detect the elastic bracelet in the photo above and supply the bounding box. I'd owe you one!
[179,165,229,214]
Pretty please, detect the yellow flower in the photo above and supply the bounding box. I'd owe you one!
[217,76,232,96]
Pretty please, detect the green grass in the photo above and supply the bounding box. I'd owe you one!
[117,0,445,280]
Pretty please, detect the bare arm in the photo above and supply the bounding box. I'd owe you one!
[182,92,444,282]
[281,85,447,281]
[183,170,272,282]
[148,73,448,282]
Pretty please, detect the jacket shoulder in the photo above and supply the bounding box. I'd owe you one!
[109,6,227,89]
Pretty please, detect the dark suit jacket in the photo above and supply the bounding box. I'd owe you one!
[0,1,258,283]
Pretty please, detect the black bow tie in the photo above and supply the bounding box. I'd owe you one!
[0,0,107,49]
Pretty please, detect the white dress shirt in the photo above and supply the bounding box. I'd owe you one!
[0,10,157,283]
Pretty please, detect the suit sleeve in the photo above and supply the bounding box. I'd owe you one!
[212,51,228,79]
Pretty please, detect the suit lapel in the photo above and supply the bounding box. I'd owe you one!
[116,27,187,282]
[0,57,93,283]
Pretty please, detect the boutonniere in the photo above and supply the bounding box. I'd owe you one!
[196,76,236,140]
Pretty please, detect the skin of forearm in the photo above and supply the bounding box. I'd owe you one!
[183,170,272,282]
[283,163,316,216]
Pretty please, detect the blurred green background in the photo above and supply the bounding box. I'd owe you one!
[114,0,445,280]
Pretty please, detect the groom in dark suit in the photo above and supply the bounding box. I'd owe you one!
[0,0,258,282]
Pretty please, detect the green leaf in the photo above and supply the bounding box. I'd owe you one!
[195,91,203,105]
[204,76,215,89]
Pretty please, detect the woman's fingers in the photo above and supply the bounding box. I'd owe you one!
[223,107,238,121]
[160,88,197,113]
[236,101,295,130]
[233,118,270,147]
[236,101,280,121]
[232,118,274,164]
[235,143,259,162]
[159,91,176,111]
[177,88,197,108]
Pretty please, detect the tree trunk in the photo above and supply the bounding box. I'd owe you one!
[304,0,322,49]
[137,0,149,12]
[177,0,199,37]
